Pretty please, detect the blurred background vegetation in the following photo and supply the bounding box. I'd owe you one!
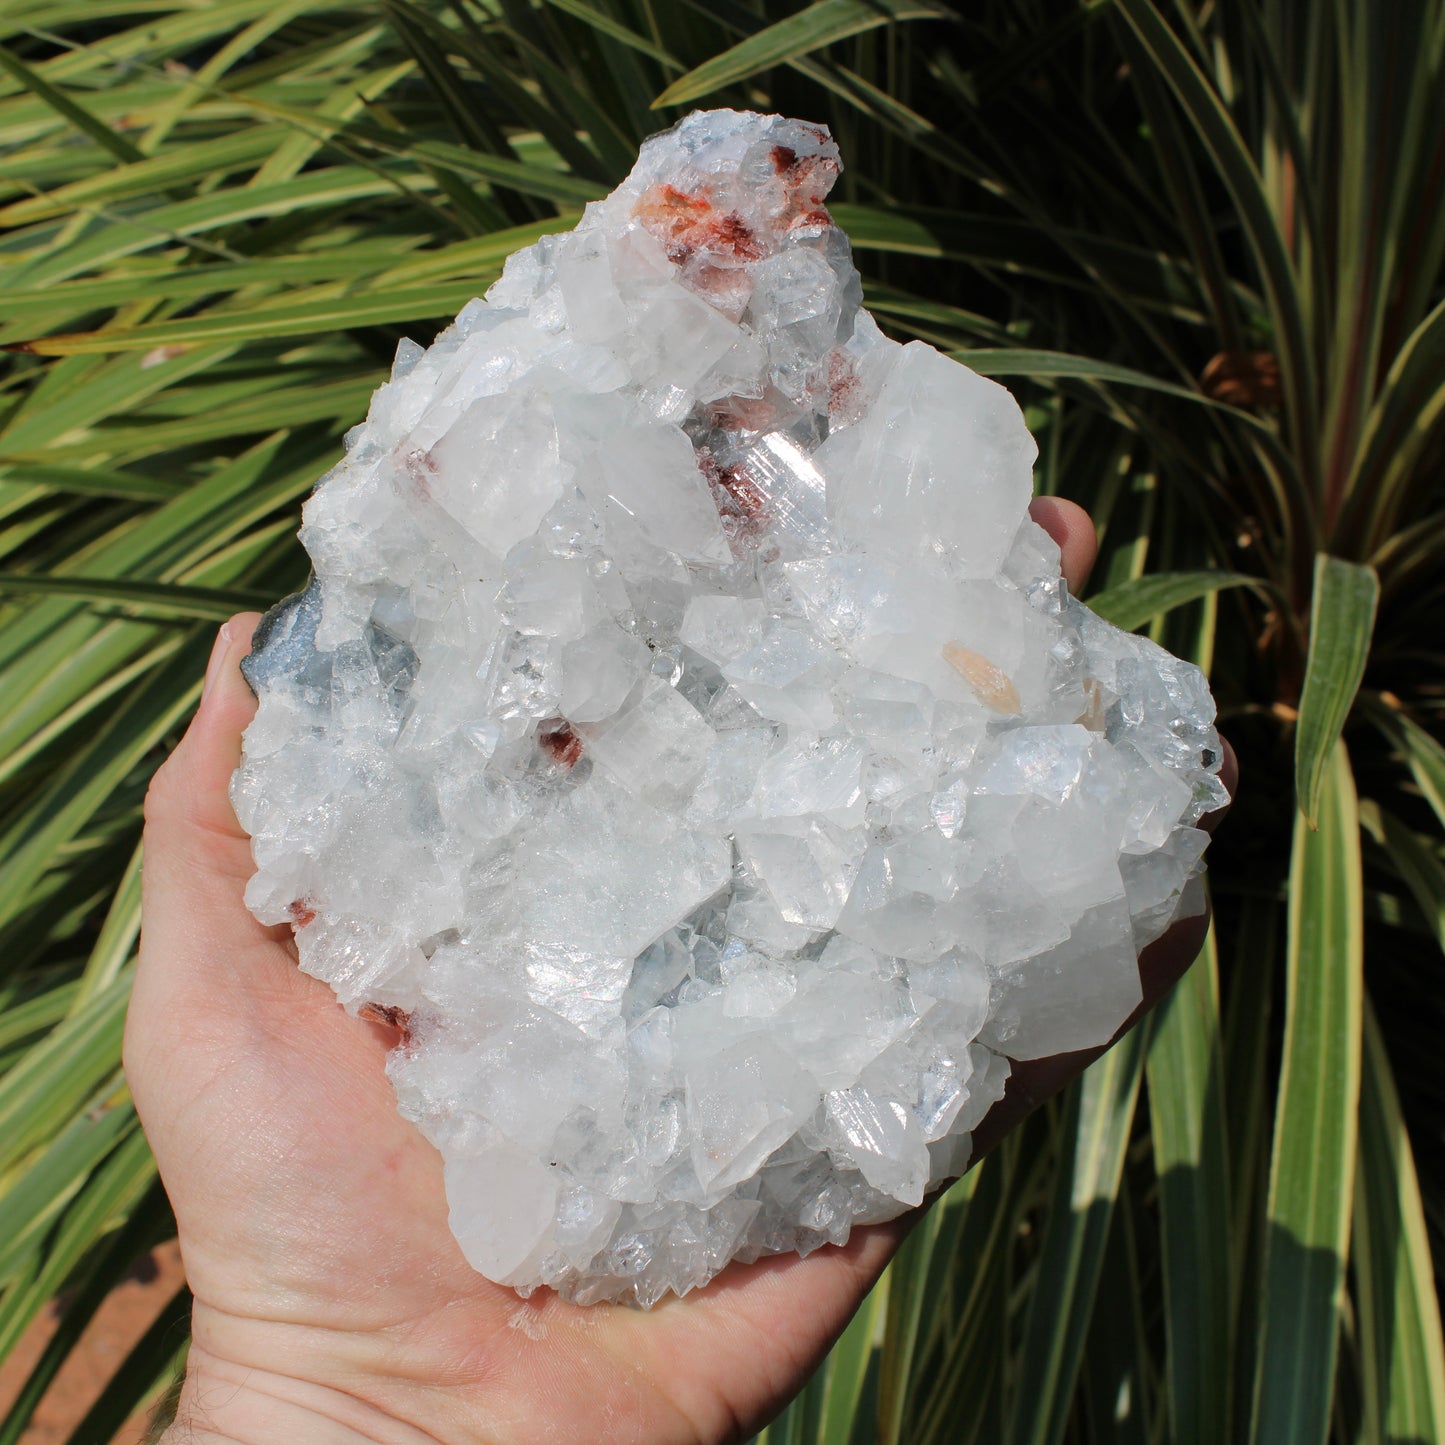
[0,1,1442,1440]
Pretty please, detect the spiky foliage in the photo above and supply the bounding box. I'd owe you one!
[0,3,1441,1441]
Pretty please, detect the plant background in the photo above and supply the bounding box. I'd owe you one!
[0,2,1442,1441]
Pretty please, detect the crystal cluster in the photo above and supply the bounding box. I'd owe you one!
[233,110,1227,1307]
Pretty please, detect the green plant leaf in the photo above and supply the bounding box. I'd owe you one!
[1342,297,1445,554]
[1146,919,1232,1445]
[1087,570,1255,633]
[0,461,180,501]
[0,126,285,227]
[1362,805,1445,951]
[1352,1002,1445,1443]
[1248,741,1364,1445]
[1294,555,1379,825]
[654,0,952,108]
[1222,895,1278,1439]
[1008,1029,1147,1445]
[0,572,270,618]
[0,978,80,1062]
[0,1092,136,1288]
[63,1281,190,1445]
[878,1182,955,1439]
[1363,698,1445,834]
[3,282,523,356]
[0,633,210,931]
[910,1139,1027,1445]
[537,0,684,69]
[1079,1192,1151,1445]
[1,346,233,457]
[0,1165,169,1445]
[74,840,143,1008]
[816,1279,882,1444]
[5,169,438,292]
[0,1123,155,1356]
[0,248,408,332]
[0,974,130,1179]
[961,348,1256,412]
[1112,0,1319,507]
[0,41,143,166]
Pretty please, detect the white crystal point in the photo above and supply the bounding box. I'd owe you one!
[233,108,1229,1307]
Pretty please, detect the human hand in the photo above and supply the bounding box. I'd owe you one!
[126,496,1232,1444]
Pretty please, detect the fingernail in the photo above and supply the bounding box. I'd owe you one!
[201,622,233,702]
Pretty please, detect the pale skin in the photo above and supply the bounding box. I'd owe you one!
[127,496,1234,1444]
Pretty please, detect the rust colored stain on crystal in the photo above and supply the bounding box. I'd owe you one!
[288,899,316,929]
[539,718,584,768]
[635,183,761,264]
[709,211,762,260]
[637,182,710,226]
[827,348,862,419]
[766,142,839,230]
[360,1002,413,1044]
[699,448,768,538]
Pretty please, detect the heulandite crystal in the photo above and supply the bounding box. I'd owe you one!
[233,109,1228,1307]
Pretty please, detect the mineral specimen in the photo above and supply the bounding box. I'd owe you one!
[232,109,1228,1307]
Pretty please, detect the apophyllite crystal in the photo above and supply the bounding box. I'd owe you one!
[232,109,1228,1306]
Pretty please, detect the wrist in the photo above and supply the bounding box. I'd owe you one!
[162,1346,441,1445]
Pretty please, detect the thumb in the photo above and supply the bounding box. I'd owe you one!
[129,609,402,1108]
[141,613,262,898]
[133,612,309,1017]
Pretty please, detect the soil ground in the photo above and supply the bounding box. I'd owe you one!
[0,1241,187,1443]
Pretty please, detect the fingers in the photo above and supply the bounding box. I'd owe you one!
[142,613,261,872]
[128,611,407,1111]
[1028,495,1097,595]
[133,613,304,1019]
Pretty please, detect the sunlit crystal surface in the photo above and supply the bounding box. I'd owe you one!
[233,110,1228,1307]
